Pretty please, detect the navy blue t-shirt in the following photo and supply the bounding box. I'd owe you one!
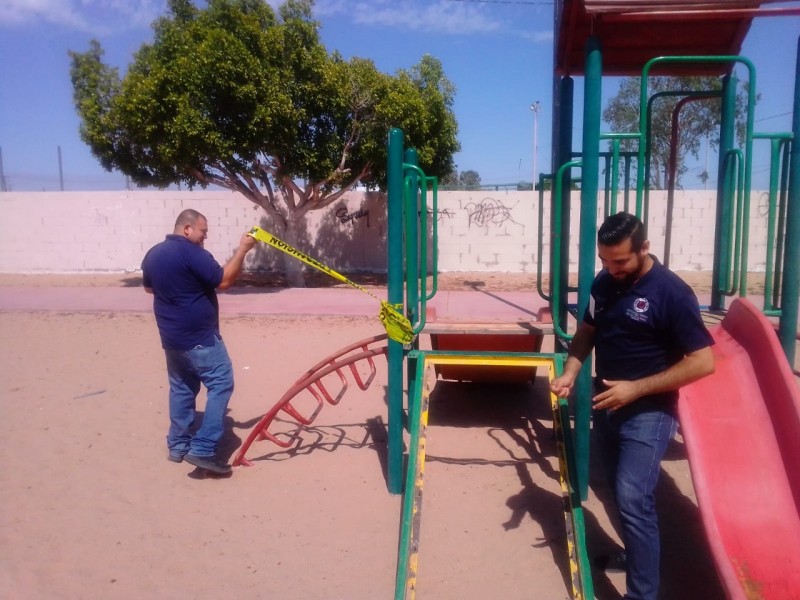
[142,235,224,350]
[584,258,713,413]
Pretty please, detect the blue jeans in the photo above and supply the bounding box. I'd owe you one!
[593,407,677,600]
[164,335,234,458]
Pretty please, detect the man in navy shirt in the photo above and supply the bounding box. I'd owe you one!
[143,209,255,474]
[551,212,714,600]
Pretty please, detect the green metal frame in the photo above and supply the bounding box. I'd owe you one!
[393,351,594,600]
[779,36,800,365]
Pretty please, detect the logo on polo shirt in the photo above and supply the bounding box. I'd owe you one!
[626,297,650,322]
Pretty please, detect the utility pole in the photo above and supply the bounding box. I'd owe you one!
[58,146,64,191]
[0,146,6,192]
[530,101,541,190]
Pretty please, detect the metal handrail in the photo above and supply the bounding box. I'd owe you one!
[551,159,583,342]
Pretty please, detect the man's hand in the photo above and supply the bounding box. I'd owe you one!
[218,230,257,290]
[592,379,642,411]
[550,373,575,398]
[239,232,257,252]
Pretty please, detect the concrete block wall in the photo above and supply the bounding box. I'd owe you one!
[0,189,774,274]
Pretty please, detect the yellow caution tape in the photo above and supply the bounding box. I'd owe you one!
[248,226,414,344]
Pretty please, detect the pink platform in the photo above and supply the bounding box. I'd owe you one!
[679,298,800,599]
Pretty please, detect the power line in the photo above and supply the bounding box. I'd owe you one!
[756,111,792,122]
[444,0,553,5]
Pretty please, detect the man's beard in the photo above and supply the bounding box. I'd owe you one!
[612,254,645,288]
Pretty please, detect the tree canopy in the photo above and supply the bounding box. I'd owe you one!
[69,0,459,234]
[440,169,482,190]
[603,76,753,189]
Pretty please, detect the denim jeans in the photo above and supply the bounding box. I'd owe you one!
[593,407,678,600]
[164,335,234,458]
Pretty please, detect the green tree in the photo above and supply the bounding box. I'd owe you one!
[602,76,754,189]
[69,0,459,282]
[439,169,481,189]
[459,169,481,189]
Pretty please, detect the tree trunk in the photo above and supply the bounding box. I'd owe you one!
[281,217,307,288]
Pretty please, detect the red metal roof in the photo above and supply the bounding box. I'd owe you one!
[555,1,800,76]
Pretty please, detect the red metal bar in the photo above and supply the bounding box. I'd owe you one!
[602,7,800,20]
[233,335,388,467]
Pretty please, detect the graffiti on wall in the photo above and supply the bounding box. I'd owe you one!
[425,207,455,221]
[465,197,523,230]
[336,207,369,226]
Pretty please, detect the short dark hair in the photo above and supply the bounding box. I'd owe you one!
[598,212,645,251]
[174,209,205,229]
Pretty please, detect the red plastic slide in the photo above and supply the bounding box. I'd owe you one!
[678,298,800,599]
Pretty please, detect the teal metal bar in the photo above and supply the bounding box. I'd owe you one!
[426,178,439,301]
[610,138,620,214]
[767,169,782,309]
[778,35,800,365]
[640,56,757,222]
[387,128,405,494]
[773,139,792,309]
[598,137,639,215]
[551,160,581,343]
[557,76,574,347]
[403,149,420,331]
[537,173,553,303]
[603,154,612,215]
[576,35,602,502]
[394,352,428,600]
[719,148,745,297]
[624,154,632,213]
[403,162,433,333]
[712,75,737,310]
[645,89,722,228]
[664,94,720,268]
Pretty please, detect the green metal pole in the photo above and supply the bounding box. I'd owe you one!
[557,76,574,347]
[576,36,602,501]
[759,136,783,311]
[774,140,792,309]
[624,154,632,213]
[711,75,736,311]
[404,149,420,328]
[537,175,551,303]
[610,140,620,214]
[387,128,405,495]
[778,36,800,365]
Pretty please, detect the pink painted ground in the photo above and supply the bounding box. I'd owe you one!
[0,274,728,599]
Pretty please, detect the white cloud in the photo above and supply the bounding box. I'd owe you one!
[522,30,553,43]
[0,0,549,41]
[350,1,503,35]
[0,0,164,33]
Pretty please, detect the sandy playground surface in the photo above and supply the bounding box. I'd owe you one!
[0,272,734,599]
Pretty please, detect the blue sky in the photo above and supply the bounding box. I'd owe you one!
[0,0,798,191]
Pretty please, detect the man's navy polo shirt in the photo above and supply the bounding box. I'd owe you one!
[142,235,224,350]
[584,258,713,412]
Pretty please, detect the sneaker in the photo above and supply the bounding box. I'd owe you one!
[593,551,627,573]
[184,453,232,474]
[167,452,185,463]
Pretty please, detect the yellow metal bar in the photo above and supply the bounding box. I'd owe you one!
[553,393,586,599]
[423,355,557,369]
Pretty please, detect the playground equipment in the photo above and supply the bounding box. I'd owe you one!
[235,3,799,599]
[386,130,593,599]
[232,334,388,467]
[388,3,800,599]
[546,2,800,599]
[679,297,800,599]
[394,351,591,600]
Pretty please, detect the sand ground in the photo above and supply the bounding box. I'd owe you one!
[0,272,737,599]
